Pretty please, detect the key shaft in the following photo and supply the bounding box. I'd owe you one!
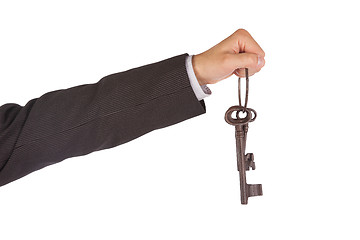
[235,123,262,204]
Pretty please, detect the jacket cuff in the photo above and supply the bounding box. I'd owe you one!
[185,55,212,101]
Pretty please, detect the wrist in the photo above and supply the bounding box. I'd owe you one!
[192,54,207,85]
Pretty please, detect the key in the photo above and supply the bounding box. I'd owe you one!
[224,69,263,204]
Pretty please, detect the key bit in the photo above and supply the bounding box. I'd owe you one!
[245,153,256,170]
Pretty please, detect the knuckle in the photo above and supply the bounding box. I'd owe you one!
[262,50,266,57]
[234,28,249,37]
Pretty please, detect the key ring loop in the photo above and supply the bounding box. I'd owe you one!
[224,68,257,126]
[238,68,249,111]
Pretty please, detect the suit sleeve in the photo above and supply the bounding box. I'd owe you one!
[0,53,206,186]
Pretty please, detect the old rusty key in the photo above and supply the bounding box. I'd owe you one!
[225,69,262,204]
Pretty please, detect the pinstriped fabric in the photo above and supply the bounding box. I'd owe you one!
[0,53,206,186]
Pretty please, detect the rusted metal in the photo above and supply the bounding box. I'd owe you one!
[224,68,262,204]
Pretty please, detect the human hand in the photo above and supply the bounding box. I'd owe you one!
[192,29,265,85]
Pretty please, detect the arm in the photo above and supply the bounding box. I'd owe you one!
[0,29,265,187]
[0,54,205,186]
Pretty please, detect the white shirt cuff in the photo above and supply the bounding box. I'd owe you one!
[185,55,212,101]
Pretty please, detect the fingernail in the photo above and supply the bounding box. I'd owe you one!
[257,56,264,67]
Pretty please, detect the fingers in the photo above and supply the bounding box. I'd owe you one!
[233,53,265,78]
[192,29,265,85]
[222,29,265,78]
[230,29,265,57]
[225,52,265,71]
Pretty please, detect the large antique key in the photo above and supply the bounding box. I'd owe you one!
[225,69,262,204]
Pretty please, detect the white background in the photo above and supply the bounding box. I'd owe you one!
[1,0,359,239]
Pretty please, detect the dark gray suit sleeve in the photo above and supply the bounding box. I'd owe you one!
[0,53,206,186]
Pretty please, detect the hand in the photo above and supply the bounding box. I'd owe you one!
[192,29,265,85]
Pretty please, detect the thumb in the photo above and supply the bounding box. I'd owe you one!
[227,53,264,70]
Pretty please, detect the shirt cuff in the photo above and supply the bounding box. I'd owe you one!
[185,55,212,101]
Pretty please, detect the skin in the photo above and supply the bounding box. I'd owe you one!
[192,29,265,86]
